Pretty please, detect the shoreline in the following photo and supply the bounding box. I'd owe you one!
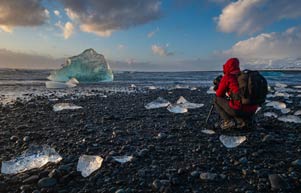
[0,88,301,192]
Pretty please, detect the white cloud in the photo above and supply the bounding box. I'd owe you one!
[217,0,301,34]
[151,44,174,56]
[147,27,159,38]
[54,10,60,17]
[55,21,74,39]
[220,27,301,68]
[61,0,162,37]
[0,0,49,32]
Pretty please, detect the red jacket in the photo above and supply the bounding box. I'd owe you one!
[216,58,258,113]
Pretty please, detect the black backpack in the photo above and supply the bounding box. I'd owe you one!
[237,70,268,105]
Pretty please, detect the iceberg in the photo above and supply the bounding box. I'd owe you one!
[145,97,170,109]
[48,49,113,82]
[53,103,82,112]
[176,96,204,109]
[1,145,62,174]
[77,155,103,177]
[219,135,246,148]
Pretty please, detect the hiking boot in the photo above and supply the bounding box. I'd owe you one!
[235,118,254,129]
[220,120,236,130]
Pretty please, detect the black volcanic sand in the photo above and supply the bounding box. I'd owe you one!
[0,87,301,193]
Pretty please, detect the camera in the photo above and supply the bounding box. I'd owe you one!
[213,75,223,91]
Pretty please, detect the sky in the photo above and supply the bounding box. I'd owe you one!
[0,0,301,71]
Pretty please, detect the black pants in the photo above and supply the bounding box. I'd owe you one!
[214,97,253,121]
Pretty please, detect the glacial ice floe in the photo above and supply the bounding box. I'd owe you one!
[48,49,113,82]
[219,135,247,148]
[1,145,62,174]
[201,129,216,135]
[53,103,83,112]
[77,155,103,177]
[294,110,301,116]
[206,86,215,94]
[175,96,204,109]
[277,115,301,123]
[281,108,291,114]
[145,97,170,109]
[266,101,286,110]
[275,83,288,88]
[167,105,188,113]
[46,78,79,89]
[264,112,278,118]
[112,156,133,164]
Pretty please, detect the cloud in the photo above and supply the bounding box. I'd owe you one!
[55,21,74,39]
[217,0,301,34]
[148,27,159,38]
[151,45,174,56]
[0,0,49,32]
[220,27,301,69]
[0,48,64,69]
[54,10,60,16]
[61,0,162,37]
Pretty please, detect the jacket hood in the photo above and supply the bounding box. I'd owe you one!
[223,58,240,74]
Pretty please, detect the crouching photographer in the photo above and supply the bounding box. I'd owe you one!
[213,58,258,130]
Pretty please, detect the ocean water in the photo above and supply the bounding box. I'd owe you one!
[1,69,301,104]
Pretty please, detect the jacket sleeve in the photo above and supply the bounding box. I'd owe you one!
[215,76,228,97]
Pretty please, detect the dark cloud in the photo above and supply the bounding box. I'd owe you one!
[0,49,64,69]
[60,0,162,36]
[0,0,48,29]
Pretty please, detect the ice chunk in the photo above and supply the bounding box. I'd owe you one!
[201,129,216,135]
[275,83,287,88]
[48,49,113,82]
[274,92,290,98]
[278,115,301,123]
[293,85,301,89]
[206,86,215,94]
[112,156,133,164]
[53,103,82,112]
[255,107,262,114]
[145,97,170,109]
[219,135,247,148]
[147,86,157,90]
[281,108,291,114]
[66,78,79,85]
[294,110,301,116]
[1,145,62,174]
[167,105,188,113]
[267,94,275,98]
[77,155,103,177]
[176,96,204,109]
[45,81,76,89]
[266,101,286,109]
[264,112,278,118]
